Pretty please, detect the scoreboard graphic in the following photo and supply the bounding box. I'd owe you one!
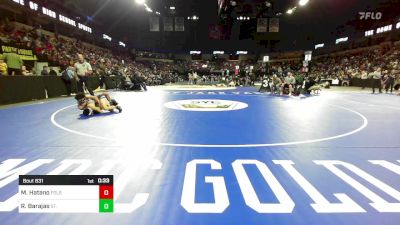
[18,175,113,213]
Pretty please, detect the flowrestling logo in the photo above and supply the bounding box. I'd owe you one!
[164,99,248,111]
[359,12,382,20]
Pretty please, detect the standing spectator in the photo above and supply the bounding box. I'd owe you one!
[361,70,369,89]
[2,52,23,75]
[0,59,7,75]
[41,66,49,76]
[61,61,76,96]
[385,72,395,93]
[139,74,148,91]
[371,68,382,94]
[193,71,198,85]
[74,54,94,95]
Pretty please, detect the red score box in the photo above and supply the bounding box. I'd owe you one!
[99,185,113,199]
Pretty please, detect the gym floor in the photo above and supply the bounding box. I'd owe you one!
[0,86,399,225]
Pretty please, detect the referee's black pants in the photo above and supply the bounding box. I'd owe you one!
[372,79,382,93]
[78,75,94,96]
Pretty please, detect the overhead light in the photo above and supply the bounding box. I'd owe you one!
[304,51,312,61]
[315,43,324,49]
[135,0,145,5]
[286,7,296,14]
[299,0,309,6]
[146,7,153,12]
[230,1,237,7]
[103,34,112,42]
[187,16,191,20]
[170,6,175,10]
[265,1,272,7]
[335,37,348,44]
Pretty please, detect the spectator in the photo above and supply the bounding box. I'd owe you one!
[21,65,33,76]
[49,68,58,76]
[0,59,7,75]
[361,70,369,89]
[61,61,76,96]
[281,71,296,95]
[2,52,22,75]
[41,66,49,76]
[74,54,94,95]
[271,74,282,93]
[385,72,395,93]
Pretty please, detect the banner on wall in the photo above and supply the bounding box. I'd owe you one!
[269,18,279,32]
[149,17,160,32]
[163,17,174,32]
[257,18,268,33]
[0,45,37,60]
[174,17,185,32]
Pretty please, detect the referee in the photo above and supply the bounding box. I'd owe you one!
[370,67,382,94]
[75,54,94,95]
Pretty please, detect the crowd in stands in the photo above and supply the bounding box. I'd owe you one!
[0,19,178,90]
[256,42,400,95]
[310,42,400,92]
[1,18,399,95]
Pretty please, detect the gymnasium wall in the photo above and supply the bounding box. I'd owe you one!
[0,76,120,105]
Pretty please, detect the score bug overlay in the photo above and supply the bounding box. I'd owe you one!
[18,175,113,213]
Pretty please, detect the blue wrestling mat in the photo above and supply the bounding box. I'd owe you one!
[0,87,400,225]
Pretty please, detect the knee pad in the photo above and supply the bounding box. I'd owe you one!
[110,99,118,106]
[83,108,93,116]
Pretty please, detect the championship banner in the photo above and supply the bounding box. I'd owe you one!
[0,45,37,60]
[149,17,160,32]
[269,18,279,32]
[174,17,184,32]
[163,17,173,32]
[257,18,268,33]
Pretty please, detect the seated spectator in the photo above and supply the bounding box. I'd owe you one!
[49,68,58,76]
[271,74,282,93]
[281,71,296,95]
[21,65,33,76]
[0,59,7,75]
[41,66,49,76]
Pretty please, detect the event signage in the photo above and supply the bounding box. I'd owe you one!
[0,45,37,60]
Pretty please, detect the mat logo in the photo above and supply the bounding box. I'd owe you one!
[1,159,400,214]
[164,99,248,111]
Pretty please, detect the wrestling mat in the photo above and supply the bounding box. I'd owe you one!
[0,87,399,225]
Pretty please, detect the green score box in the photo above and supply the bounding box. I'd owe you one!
[99,199,114,213]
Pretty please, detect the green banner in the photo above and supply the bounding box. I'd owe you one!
[0,45,37,60]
